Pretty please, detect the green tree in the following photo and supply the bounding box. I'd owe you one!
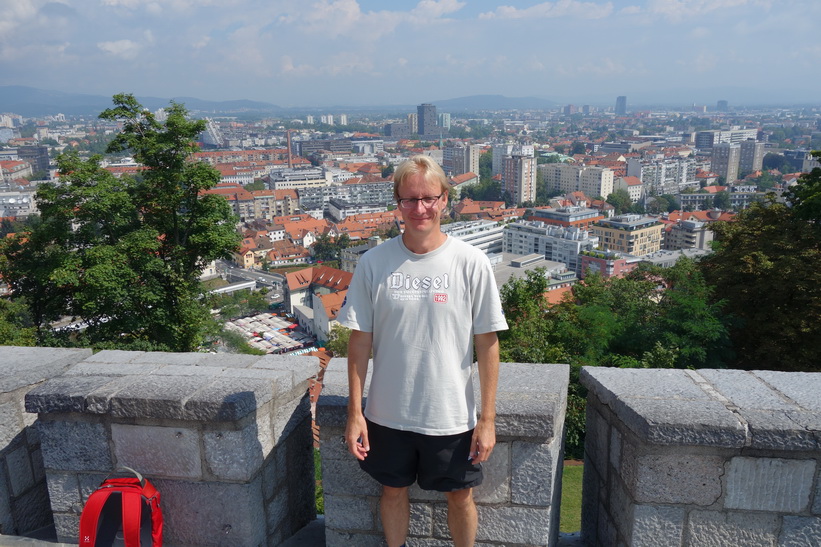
[0,297,36,346]
[660,194,681,212]
[0,94,240,351]
[326,324,352,357]
[606,189,633,215]
[701,187,821,371]
[713,190,731,210]
[381,164,394,178]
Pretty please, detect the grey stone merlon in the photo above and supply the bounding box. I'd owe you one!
[25,351,322,422]
[580,367,821,450]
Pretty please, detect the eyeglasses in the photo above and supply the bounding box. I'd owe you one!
[397,193,444,209]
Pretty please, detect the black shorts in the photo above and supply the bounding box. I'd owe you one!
[360,418,483,492]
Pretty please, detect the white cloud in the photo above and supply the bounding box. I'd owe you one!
[690,26,710,39]
[97,39,141,59]
[677,51,718,72]
[410,0,466,18]
[479,0,614,20]
[645,0,771,21]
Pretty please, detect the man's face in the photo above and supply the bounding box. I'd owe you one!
[397,172,448,237]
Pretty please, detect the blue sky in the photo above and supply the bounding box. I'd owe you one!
[2,0,820,107]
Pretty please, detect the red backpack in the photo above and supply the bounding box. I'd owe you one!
[79,467,163,547]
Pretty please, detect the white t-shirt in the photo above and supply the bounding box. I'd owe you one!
[337,235,508,435]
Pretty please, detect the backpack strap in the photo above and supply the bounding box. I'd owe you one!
[121,489,143,547]
[79,487,115,546]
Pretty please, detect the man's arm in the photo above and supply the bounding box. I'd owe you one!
[346,329,373,460]
[470,331,500,464]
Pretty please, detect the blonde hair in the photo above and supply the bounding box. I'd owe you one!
[393,155,450,200]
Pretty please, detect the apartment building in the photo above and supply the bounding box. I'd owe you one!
[441,220,505,255]
[503,154,537,205]
[267,168,331,191]
[626,157,697,195]
[443,142,482,176]
[591,214,663,256]
[540,163,614,198]
[525,206,603,230]
[695,129,759,149]
[298,181,394,215]
[710,143,741,183]
[492,143,534,176]
[739,140,765,174]
[327,198,387,222]
[504,221,599,275]
[663,220,714,251]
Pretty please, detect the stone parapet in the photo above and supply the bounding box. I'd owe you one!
[317,359,569,547]
[580,367,821,547]
[24,350,320,546]
[0,347,91,537]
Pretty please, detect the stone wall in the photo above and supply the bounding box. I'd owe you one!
[316,359,569,547]
[581,367,821,547]
[23,350,320,546]
[0,347,91,536]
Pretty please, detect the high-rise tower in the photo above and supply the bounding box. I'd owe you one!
[615,96,627,116]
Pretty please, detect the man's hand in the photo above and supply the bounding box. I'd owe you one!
[345,412,370,461]
[469,417,495,464]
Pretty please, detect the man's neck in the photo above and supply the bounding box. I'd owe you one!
[402,230,446,255]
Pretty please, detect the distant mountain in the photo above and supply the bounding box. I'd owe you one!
[429,94,557,111]
[0,86,284,117]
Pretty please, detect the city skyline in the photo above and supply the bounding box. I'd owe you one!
[2,0,821,108]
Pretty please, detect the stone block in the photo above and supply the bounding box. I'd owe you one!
[53,512,80,543]
[321,456,382,497]
[753,370,821,412]
[474,441,509,504]
[685,510,778,547]
[742,409,819,451]
[584,405,609,479]
[266,487,289,533]
[11,483,51,534]
[815,479,821,515]
[510,440,554,506]
[622,453,723,506]
[130,351,207,366]
[112,424,201,479]
[779,516,821,547]
[0,467,12,533]
[153,478,265,546]
[0,401,21,448]
[110,375,212,420]
[81,350,141,364]
[609,426,622,471]
[629,505,684,547]
[77,472,107,504]
[203,425,264,481]
[475,506,551,544]
[408,502,433,537]
[273,392,310,443]
[580,455,602,543]
[581,367,712,407]
[183,376,276,421]
[325,528,385,547]
[325,494,374,531]
[45,472,81,513]
[613,397,746,448]
[0,346,91,393]
[725,457,815,512]
[196,353,263,368]
[25,375,116,414]
[63,361,161,377]
[6,445,34,496]
[694,369,795,410]
[39,420,111,472]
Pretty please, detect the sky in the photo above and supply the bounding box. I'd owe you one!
[2,0,820,108]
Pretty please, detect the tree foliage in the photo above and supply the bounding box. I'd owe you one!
[326,324,352,357]
[0,94,240,351]
[497,261,731,458]
[701,167,821,372]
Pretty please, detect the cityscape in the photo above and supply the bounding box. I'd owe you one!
[1,0,820,544]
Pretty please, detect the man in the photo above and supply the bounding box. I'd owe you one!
[338,155,508,547]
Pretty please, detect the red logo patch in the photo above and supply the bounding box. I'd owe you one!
[434,293,448,303]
